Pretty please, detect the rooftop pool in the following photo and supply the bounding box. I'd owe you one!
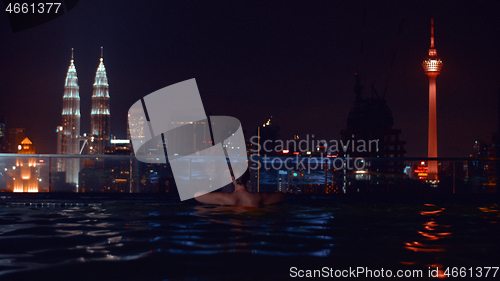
[0,194,499,280]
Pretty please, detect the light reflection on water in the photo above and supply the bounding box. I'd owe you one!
[400,203,500,279]
[0,201,499,280]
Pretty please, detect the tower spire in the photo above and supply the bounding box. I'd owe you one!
[71,48,74,60]
[91,46,110,154]
[430,19,434,48]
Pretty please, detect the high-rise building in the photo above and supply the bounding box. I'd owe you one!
[469,140,491,190]
[422,19,443,182]
[340,73,406,188]
[55,125,65,172]
[56,126,64,154]
[127,109,147,153]
[255,117,280,156]
[250,118,280,193]
[166,120,211,156]
[90,46,110,155]
[60,48,81,186]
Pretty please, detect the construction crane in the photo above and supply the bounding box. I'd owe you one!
[382,19,405,99]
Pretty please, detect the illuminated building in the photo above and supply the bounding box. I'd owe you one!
[109,138,132,155]
[127,108,163,158]
[90,47,111,155]
[55,125,64,172]
[422,19,443,182]
[255,117,280,157]
[127,110,146,144]
[60,48,81,187]
[166,120,211,157]
[56,126,64,154]
[252,117,280,193]
[13,137,38,192]
[469,140,491,188]
[106,140,134,193]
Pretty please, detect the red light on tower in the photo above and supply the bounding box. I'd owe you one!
[422,19,443,182]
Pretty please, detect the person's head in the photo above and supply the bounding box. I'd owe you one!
[234,169,250,186]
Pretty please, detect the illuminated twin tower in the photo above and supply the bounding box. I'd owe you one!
[59,47,110,186]
[422,19,443,182]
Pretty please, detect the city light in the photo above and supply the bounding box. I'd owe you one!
[110,139,130,144]
[423,59,443,73]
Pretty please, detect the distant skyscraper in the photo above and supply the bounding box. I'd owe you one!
[340,73,406,189]
[127,109,146,145]
[60,48,81,186]
[255,117,280,157]
[90,47,110,154]
[252,118,279,193]
[422,19,443,182]
[55,125,65,172]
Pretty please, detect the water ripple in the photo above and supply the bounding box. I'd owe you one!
[0,201,498,279]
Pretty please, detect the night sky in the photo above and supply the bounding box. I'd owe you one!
[0,1,499,157]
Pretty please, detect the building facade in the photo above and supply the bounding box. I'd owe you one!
[59,49,81,186]
[90,47,111,155]
[13,137,38,193]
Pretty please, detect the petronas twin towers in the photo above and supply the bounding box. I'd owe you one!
[59,47,110,186]
[90,50,111,155]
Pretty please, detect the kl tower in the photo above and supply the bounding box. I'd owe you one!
[422,19,443,183]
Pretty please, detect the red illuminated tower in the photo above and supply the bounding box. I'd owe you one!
[422,19,443,182]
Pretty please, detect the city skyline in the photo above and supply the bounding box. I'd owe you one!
[0,1,499,157]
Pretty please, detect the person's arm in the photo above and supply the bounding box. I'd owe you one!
[261,192,287,205]
[194,191,236,205]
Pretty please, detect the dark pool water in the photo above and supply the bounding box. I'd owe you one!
[0,196,499,280]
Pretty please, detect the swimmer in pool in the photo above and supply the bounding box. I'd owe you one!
[194,170,286,206]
